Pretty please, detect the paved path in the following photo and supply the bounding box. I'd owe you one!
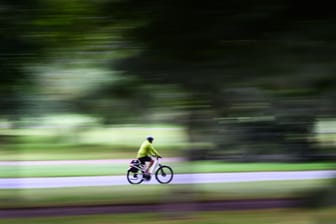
[1,170,335,189]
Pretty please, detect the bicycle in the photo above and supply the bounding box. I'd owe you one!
[126,157,174,184]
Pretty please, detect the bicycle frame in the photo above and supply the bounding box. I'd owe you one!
[129,161,144,171]
[149,157,161,174]
[129,157,160,173]
[127,157,173,184]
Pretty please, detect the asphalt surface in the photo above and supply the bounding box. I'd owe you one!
[1,170,335,189]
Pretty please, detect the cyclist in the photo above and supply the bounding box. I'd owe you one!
[137,136,162,175]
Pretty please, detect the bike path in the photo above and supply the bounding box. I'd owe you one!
[1,170,335,189]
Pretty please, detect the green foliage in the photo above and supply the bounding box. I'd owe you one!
[1,209,336,224]
[102,0,336,159]
[1,0,336,160]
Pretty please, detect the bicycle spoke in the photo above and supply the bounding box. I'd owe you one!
[155,165,173,184]
[127,169,144,184]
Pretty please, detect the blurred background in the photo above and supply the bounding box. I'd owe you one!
[0,0,336,223]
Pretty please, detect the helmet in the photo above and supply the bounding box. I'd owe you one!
[146,136,154,142]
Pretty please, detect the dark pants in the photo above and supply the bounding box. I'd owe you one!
[138,156,152,165]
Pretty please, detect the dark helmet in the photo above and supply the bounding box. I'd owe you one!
[146,136,154,142]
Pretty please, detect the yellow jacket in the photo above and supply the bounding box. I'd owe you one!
[137,140,161,158]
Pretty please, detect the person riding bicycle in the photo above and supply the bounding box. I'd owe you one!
[137,136,162,175]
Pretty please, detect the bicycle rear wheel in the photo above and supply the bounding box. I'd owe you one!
[155,165,174,184]
[127,169,144,184]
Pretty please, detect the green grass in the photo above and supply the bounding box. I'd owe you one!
[5,124,188,147]
[184,161,336,173]
[1,121,335,162]
[0,124,189,160]
[0,207,335,223]
[0,161,334,178]
[0,144,185,161]
[0,179,332,209]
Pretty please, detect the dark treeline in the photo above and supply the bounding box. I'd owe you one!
[1,0,336,161]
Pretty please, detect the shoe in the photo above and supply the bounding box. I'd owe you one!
[144,173,151,181]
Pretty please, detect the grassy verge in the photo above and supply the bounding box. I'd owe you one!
[0,124,189,160]
[0,179,332,208]
[0,207,335,223]
[0,144,185,161]
[0,161,334,178]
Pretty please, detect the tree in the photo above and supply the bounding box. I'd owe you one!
[1,0,336,160]
[0,0,105,117]
[102,0,336,160]
[0,0,41,117]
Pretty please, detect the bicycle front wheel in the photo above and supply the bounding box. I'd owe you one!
[155,165,174,184]
[127,169,144,184]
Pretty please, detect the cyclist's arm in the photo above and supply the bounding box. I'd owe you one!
[149,145,161,157]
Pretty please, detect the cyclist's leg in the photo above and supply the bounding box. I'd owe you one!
[138,156,152,174]
[146,158,154,174]
[138,157,145,170]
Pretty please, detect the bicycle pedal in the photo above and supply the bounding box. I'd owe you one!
[143,173,151,181]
